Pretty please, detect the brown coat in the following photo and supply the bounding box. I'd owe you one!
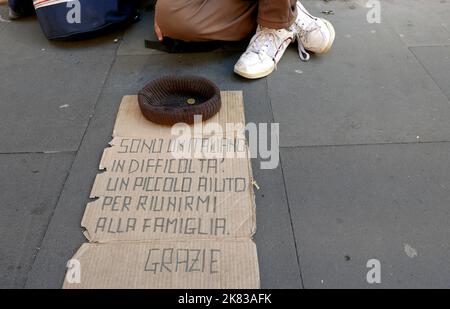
[156,0,298,41]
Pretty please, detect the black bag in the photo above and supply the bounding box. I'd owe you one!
[33,0,139,40]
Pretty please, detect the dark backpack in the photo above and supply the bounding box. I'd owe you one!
[33,0,139,40]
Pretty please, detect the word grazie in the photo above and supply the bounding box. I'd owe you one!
[144,248,220,274]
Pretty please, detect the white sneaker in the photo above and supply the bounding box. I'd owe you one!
[234,25,294,79]
[292,1,336,61]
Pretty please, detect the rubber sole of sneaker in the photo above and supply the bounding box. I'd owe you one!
[320,18,336,54]
[233,65,275,80]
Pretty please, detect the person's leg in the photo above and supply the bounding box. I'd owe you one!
[257,0,297,29]
[155,0,258,42]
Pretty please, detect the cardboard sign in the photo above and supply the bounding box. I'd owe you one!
[63,240,259,289]
[83,150,256,242]
[64,93,259,289]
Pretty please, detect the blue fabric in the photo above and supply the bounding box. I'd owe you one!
[35,0,138,39]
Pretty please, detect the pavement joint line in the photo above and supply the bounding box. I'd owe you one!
[407,44,450,48]
[22,152,76,288]
[265,77,276,123]
[266,75,305,288]
[76,44,120,152]
[114,49,243,58]
[279,155,305,289]
[380,20,450,104]
[0,151,77,155]
[409,46,450,103]
[280,140,450,150]
[380,14,450,57]
[24,44,121,288]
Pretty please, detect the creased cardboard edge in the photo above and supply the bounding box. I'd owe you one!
[111,95,134,139]
[81,193,256,243]
[61,243,90,289]
[246,147,257,238]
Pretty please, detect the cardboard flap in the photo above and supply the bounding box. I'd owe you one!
[82,194,256,242]
[113,93,246,138]
[63,240,259,289]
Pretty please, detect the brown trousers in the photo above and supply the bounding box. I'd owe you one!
[156,0,298,41]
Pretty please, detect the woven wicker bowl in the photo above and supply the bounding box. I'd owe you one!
[138,75,221,125]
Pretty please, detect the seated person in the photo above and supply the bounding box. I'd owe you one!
[154,0,335,79]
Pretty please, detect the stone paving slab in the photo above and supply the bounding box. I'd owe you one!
[281,143,450,288]
[0,153,74,288]
[410,46,450,101]
[382,0,450,47]
[0,10,119,153]
[269,0,450,147]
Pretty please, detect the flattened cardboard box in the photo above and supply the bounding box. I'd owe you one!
[64,92,259,288]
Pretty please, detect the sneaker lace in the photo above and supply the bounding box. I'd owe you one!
[246,28,279,62]
[295,22,319,62]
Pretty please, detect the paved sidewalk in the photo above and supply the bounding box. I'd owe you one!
[0,0,449,288]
